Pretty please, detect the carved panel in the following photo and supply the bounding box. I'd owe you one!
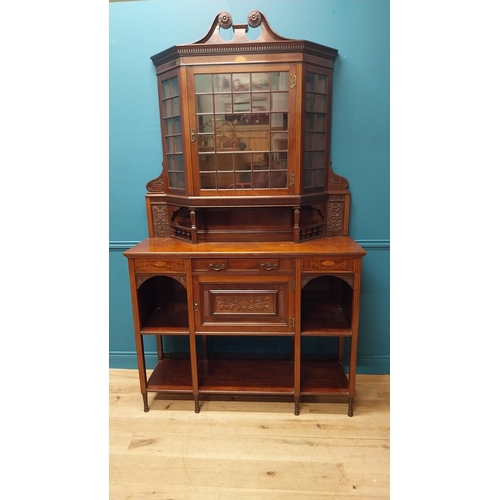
[168,275,187,288]
[327,201,344,236]
[136,275,151,288]
[146,174,164,193]
[341,275,354,288]
[328,166,349,190]
[301,275,317,288]
[213,292,275,314]
[151,205,170,237]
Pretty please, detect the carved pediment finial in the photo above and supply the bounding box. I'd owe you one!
[247,10,262,28]
[193,10,290,45]
[218,11,232,29]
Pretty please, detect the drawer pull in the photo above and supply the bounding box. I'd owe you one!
[260,262,278,271]
[209,262,226,271]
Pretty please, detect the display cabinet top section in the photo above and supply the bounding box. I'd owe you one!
[124,237,366,259]
[151,10,339,67]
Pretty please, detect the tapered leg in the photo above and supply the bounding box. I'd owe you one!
[202,335,208,378]
[348,398,353,417]
[294,397,300,416]
[142,393,149,412]
[188,319,200,414]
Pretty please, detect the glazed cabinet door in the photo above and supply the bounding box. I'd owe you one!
[156,68,192,195]
[302,65,333,194]
[192,274,296,334]
[186,64,299,196]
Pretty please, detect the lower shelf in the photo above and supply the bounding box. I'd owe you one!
[147,358,193,392]
[146,355,349,396]
[199,359,294,394]
[301,359,349,394]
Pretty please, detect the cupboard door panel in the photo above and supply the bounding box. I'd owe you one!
[194,276,294,333]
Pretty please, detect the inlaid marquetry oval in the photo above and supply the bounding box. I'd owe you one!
[304,258,354,272]
[320,260,336,267]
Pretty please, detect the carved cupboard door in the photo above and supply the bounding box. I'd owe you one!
[192,275,295,334]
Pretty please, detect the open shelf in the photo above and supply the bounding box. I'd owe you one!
[147,357,194,392]
[138,275,189,334]
[147,355,295,395]
[147,356,348,396]
[300,359,349,394]
[141,303,189,334]
[301,275,353,334]
[301,304,351,335]
[198,358,294,394]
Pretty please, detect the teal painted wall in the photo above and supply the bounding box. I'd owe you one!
[109,0,390,373]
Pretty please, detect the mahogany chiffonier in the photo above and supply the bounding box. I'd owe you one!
[124,11,366,416]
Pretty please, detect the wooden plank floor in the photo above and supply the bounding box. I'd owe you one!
[110,369,390,499]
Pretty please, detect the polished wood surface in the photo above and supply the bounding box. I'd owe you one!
[109,369,390,499]
[125,239,365,415]
[124,236,366,258]
[145,10,349,244]
[123,11,367,417]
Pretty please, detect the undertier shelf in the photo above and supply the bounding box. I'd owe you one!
[147,358,193,392]
[146,355,349,396]
[301,359,349,394]
[198,359,294,394]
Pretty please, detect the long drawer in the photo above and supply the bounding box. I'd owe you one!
[192,258,294,274]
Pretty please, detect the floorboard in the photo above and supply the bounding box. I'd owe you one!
[110,369,390,499]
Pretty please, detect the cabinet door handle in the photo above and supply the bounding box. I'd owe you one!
[194,300,199,312]
[209,262,226,271]
[260,262,278,271]
[190,129,196,142]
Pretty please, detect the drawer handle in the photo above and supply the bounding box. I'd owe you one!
[209,262,226,271]
[260,262,278,271]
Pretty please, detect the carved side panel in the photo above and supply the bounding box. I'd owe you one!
[151,204,170,237]
[327,201,344,236]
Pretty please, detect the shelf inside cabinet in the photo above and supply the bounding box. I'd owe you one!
[301,304,351,335]
[141,303,189,334]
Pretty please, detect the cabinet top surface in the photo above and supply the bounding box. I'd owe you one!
[124,237,366,259]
